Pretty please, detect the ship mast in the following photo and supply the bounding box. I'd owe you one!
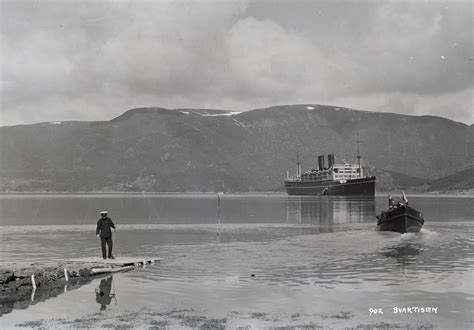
[356,132,362,177]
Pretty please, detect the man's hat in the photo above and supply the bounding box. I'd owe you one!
[100,211,108,215]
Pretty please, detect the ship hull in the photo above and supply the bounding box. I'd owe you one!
[376,205,424,233]
[284,176,376,196]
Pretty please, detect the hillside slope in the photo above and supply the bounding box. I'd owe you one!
[1,105,472,192]
[425,167,474,193]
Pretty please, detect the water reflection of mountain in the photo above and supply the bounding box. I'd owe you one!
[285,196,375,225]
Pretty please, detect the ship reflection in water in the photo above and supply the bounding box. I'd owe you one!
[285,196,375,225]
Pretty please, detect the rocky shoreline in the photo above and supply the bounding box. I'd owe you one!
[0,258,158,316]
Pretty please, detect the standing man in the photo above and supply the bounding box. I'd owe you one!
[96,211,116,259]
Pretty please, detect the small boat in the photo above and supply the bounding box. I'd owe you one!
[376,192,424,233]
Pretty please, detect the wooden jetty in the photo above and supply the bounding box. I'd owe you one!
[66,257,161,275]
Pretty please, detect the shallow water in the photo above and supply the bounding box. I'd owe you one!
[0,194,473,328]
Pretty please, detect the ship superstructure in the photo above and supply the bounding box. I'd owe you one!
[284,140,376,196]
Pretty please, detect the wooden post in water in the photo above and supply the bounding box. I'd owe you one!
[30,273,36,302]
[114,219,118,254]
[31,274,36,289]
[31,287,36,302]
[217,192,223,238]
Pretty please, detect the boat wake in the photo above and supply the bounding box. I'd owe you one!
[419,228,436,235]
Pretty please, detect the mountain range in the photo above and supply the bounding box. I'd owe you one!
[1,104,473,193]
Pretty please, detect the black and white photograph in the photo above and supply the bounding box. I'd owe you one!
[0,0,473,328]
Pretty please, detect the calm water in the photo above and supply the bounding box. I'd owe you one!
[0,194,473,328]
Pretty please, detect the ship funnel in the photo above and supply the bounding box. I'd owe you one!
[317,155,325,170]
[327,154,335,168]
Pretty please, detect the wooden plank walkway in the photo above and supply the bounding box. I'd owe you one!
[65,257,161,274]
[66,256,161,266]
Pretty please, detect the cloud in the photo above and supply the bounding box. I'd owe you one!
[224,17,329,99]
[0,0,472,126]
[331,86,474,124]
[350,1,473,95]
[1,0,251,124]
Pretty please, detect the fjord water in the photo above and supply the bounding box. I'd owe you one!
[0,194,473,328]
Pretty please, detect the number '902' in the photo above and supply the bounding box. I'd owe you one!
[369,308,383,316]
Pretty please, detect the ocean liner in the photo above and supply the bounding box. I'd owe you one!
[284,141,376,196]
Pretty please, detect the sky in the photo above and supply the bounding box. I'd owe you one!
[0,0,473,126]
